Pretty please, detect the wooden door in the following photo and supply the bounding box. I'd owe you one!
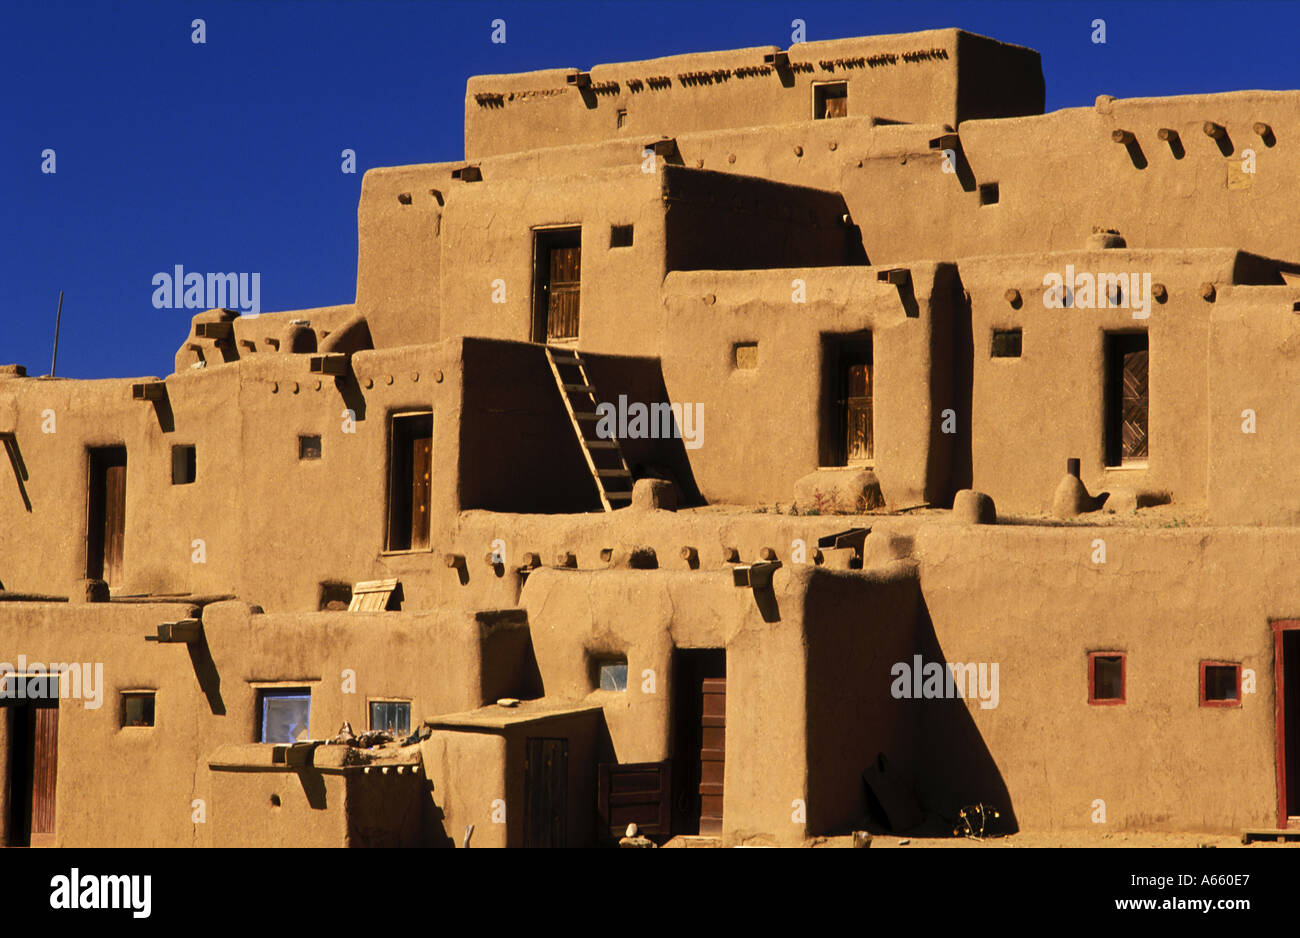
[29,704,58,846]
[598,760,671,841]
[545,245,581,340]
[524,737,568,847]
[86,447,126,586]
[5,682,58,848]
[699,678,726,836]
[1276,623,1300,828]
[410,435,431,550]
[1120,346,1149,462]
[845,362,873,463]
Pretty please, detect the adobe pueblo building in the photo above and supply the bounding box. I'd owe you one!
[2,28,1299,848]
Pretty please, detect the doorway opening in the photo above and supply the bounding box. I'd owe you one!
[671,648,726,836]
[532,226,582,342]
[820,333,874,466]
[4,675,59,847]
[86,446,126,586]
[1275,621,1300,827]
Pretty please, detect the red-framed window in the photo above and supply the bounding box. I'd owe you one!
[1088,652,1126,705]
[1200,661,1242,708]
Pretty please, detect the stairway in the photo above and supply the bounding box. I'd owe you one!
[543,346,634,511]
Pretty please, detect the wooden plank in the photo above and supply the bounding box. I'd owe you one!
[31,703,58,841]
[1121,348,1149,460]
[546,245,581,340]
[598,760,672,838]
[103,459,126,586]
[699,677,726,835]
[410,436,431,550]
[525,737,568,847]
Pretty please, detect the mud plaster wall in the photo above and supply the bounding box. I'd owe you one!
[915,526,1300,833]
[437,168,667,353]
[1207,286,1300,525]
[464,31,1043,159]
[521,567,812,846]
[0,599,488,847]
[660,264,955,507]
[962,250,1217,515]
[356,164,449,348]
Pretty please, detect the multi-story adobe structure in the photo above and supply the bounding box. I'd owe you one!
[2,28,1299,847]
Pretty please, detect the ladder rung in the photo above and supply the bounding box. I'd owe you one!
[553,354,587,366]
[585,440,619,450]
[605,491,633,500]
[597,469,631,478]
[562,383,594,393]
[574,412,601,421]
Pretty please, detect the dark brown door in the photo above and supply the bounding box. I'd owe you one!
[86,447,126,585]
[671,649,726,836]
[524,737,568,847]
[387,413,432,551]
[845,362,874,464]
[410,435,431,550]
[598,760,671,841]
[1276,623,1300,828]
[533,228,581,341]
[699,677,726,836]
[5,678,58,847]
[1106,333,1149,465]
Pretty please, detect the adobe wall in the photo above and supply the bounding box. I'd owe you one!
[0,368,245,601]
[437,167,667,350]
[0,601,201,847]
[464,30,1043,159]
[0,598,489,846]
[915,525,1300,833]
[207,753,432,848]
[1207,285,1300,525]
[960,249,1225,515]
[520,565,811,846]
[660,263,960,507]
[356,164,448,348]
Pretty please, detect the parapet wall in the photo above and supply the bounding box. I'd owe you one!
[465,29,1043,159]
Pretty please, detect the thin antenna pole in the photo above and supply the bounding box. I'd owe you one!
[50,290,64,376]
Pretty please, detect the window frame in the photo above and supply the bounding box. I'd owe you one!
[368,698,413,735]
[255,687,312,744]
[384,410,434,554]
[120,690,156,728]
[1199,660,1242,708]
[1088,651,1126,705]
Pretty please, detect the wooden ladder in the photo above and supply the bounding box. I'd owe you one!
[544,346,633,511]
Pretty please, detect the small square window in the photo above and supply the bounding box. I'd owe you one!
[616,108,627,128]
[258,689,311,743]
[979,182,999,205]
[991,329,1022,358]
[122,692,155,727]
[593,657,628,692]
[1200,662,1241,707]
[299,435,322,460]
[610,224,634,248]
[814,82,847,119]
[1089,653,1125,704]
[369,699,411,735]
[734,343,758,370]
[171,445,196,485]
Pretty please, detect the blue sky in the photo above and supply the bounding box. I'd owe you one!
[3,0,1296,378]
